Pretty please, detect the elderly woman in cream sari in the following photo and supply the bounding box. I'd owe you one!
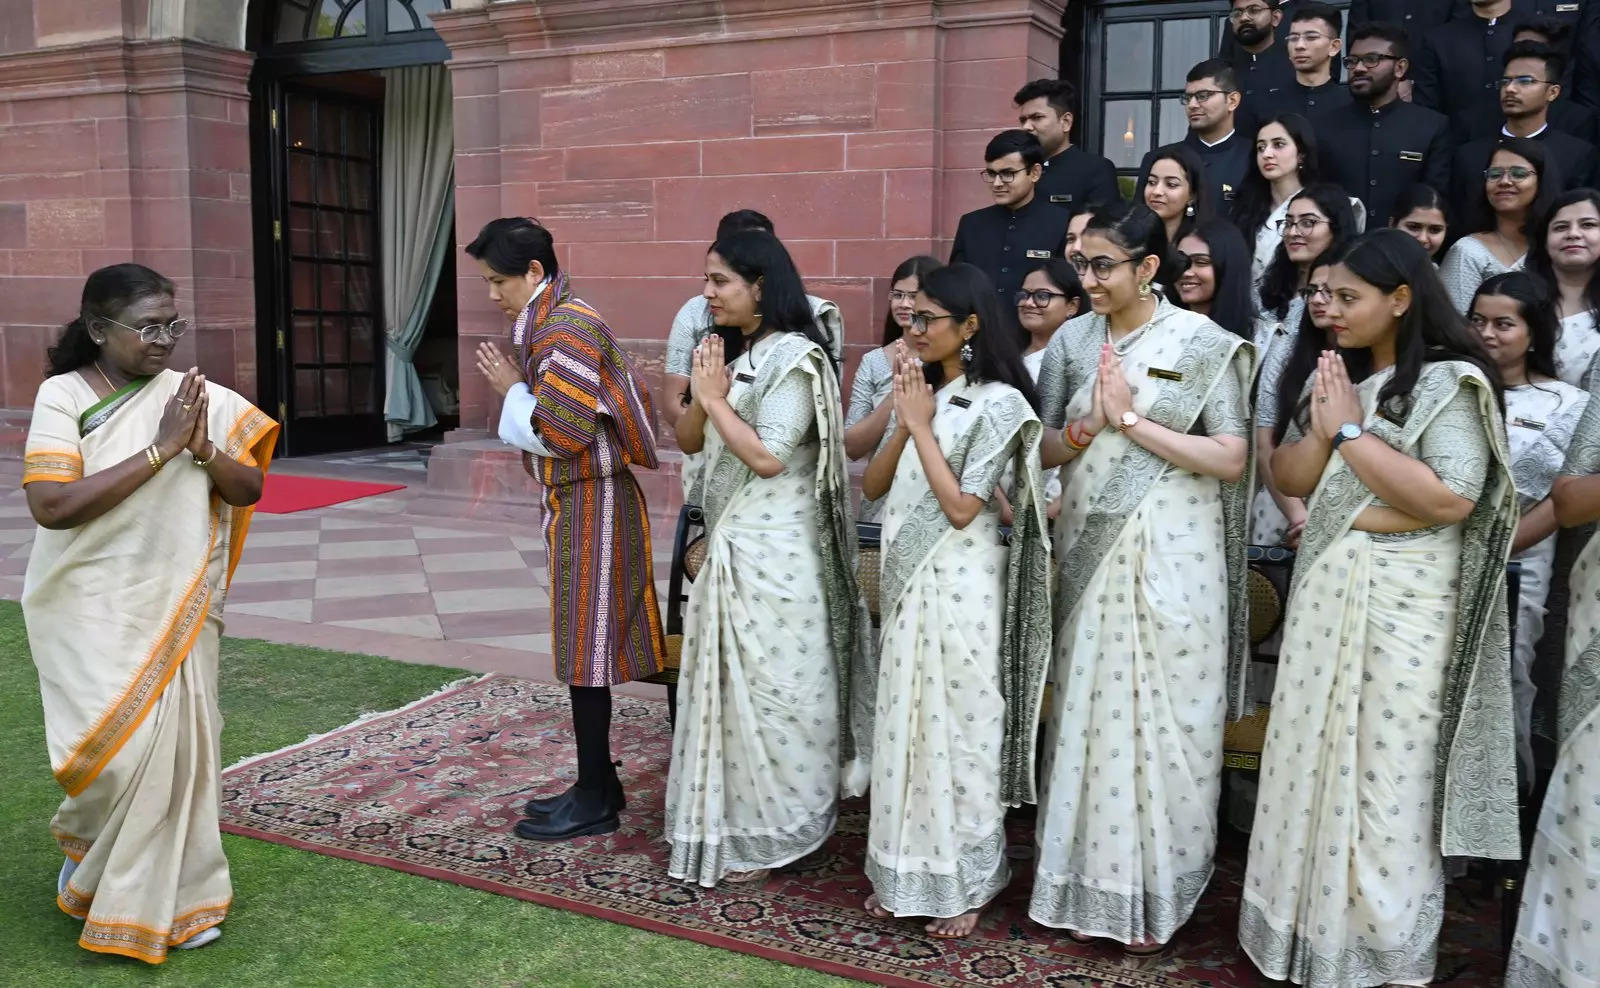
[1509,392,1600,988]
[857,263,1052,938]
[22,264,276,963]
[1030,204,1254,956]
[1240,230,1520,988]
[667,230,871,887]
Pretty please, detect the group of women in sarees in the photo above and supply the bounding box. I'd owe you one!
[662,196,1600,988]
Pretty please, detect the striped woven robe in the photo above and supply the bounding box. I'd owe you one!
[512,272,665,687]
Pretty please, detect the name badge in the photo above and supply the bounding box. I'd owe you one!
[1222,184,1236,201]
[948,395,972,409]
[1398,150,1424,162]
[1025,249,1052,259]
[735,372,755,384]
[1557,3,1578,10]
[1147,367,1184,382]
[1512,416,1547,431]
[1049,194,1074,204]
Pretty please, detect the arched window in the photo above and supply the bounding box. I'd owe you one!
[269,0,451,46]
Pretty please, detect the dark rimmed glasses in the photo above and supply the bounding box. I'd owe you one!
[1069,254,1138,279]
[1343,52,1399,70]
[1015,289,1070,307]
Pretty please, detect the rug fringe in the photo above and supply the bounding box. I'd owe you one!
[223,673,492,773]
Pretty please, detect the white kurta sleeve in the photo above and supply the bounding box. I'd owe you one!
[497,383,556,456]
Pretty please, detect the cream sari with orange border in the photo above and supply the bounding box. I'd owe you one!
[22,367,276,964]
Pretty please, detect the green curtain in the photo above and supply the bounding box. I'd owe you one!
[380,64,455,441]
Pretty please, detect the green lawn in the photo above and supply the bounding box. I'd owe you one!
[0,601,850,987]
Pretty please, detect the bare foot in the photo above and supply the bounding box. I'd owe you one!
[925,909,981,939]
[864,894,892,920]
[1124,937,1166,958]
[724,868,771,885]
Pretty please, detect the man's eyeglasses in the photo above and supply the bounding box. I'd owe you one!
[1342,52,1400,70]
[1499,75,1552,89]
[1298,284,1332,301]
[981,168,1024,184]
[1229,4,1273,20]
[1485,166,1537,183]
[100,316,190,344]
[1015,289,1070,307]
[1069,253,1138,279]
[1177,90,1228,105]
[1285,31,1327,44]
[1277,215,1328,234]
[888,290,918,304]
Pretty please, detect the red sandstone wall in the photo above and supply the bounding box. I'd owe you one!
[435,0,1064,440]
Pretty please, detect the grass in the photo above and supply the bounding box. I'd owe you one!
[0,601,852,987]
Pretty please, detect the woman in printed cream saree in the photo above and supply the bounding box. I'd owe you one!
[858,263,1051,938]
[1030,203,1254,956]
[667,230,871,888]
[22,264,276,963]
[1239,230,1520,988]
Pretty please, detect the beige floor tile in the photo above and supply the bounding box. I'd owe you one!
[421,550,527,574]
[316,572,429,599]
[227,599,314,623]
[331,613,444,640]
[432,586,534,614]
[232,561,318,583]
[317,539,420,560]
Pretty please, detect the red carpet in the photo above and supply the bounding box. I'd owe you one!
[219,675,1507,987]
[254,474,406,514]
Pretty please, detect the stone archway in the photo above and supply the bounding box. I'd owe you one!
[147,0,251,50]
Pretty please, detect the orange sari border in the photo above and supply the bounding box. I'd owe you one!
[222,406,278,587]
[22,448,83,485]
[52,511,219,798]
[74,897,232,965]
[52,827,90,863]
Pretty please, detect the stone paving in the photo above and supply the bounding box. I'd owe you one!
[0,455,677,700]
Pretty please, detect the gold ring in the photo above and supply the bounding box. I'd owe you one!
[181,403,193,410]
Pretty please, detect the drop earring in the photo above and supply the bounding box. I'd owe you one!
[1185,202,1195,217]
[1139,282,1153,298]
[960,340,974,368]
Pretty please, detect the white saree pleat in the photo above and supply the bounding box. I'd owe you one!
[1029,467,1230,941]
[1241,526,1461,988]
[666,443,839,886]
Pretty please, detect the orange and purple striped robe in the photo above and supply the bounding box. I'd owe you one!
[513,272,665,687]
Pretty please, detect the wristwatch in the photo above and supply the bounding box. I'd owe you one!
[1118,410,1140,431]
[1331,422,1363,450]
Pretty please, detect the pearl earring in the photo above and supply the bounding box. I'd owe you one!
[1185,203,1195,217]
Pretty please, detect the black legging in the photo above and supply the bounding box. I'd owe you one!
[569,684,613,788]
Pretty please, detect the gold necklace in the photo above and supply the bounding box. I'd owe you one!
[92,361,116,393]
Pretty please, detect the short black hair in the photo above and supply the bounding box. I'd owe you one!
[1349,21,1409,61]
[1514,16,1573,51]
[465,217,560,279]
[1504,40,1567,83]
[1013,78,1078,116]
[984,129,1045,169]
[1187,59,1239,92]
[715,209,775,240]
[1290,1,1342,34]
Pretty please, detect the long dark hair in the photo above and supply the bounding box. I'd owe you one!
[917,263,1041,412]
[883,254,943,345]
[46,263,177,377]
[1232,113,1321,247]
[1464,136,1560,240]
[1470,271,1561,381]
[1177,217,1255,339]
[1274,248,1370,441]
[1144,143,1213,242]
[1527,187,1600,323]
[1030,258,1091,324]
[1259,183,1358,320]
[1342,228,1503,422]
[1083,202,1186,295]
[706,229,837,375]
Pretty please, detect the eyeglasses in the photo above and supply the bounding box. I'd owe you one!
[910,313,960,333]
[1015,289,1070,307]
[1179,252,1213,269]
[100,316,190,344]
[981,168,1024,184]
[1285,31,1327,43]
[887,290,917,304]
[1277,215,1328,234]
[1069,253,1138,279]
[1229,5,1273,20]
[1297,284,1332,301]
[1498,75,1552,89]
[1342,52,1400,69]
[1177,90,1228,105]
[1484,166,1537,182]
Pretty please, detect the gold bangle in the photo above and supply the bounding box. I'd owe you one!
[145,444,162,473]
[194,443,217,468]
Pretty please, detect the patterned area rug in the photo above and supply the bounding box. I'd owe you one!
[219,675,1506,987]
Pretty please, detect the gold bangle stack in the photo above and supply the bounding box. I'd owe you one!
[194,444,217,468]
[145,444,164,473]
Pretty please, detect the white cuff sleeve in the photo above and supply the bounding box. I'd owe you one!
[497,383,555,456]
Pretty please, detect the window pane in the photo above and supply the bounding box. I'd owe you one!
[350,317,376,363]
[276,0,312,41]
[1161,19,1213,90]
[352,367,377,414]
[337,0,368,38]
[1102,100,1151,169]
[1104,22,1154,92]
[1159,97,1191,146]
[295,369,322,416]
[312,0,340,38]
[289,207,315,255]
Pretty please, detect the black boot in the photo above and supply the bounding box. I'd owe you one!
[514,778,622,841]
[524,763,625,818]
